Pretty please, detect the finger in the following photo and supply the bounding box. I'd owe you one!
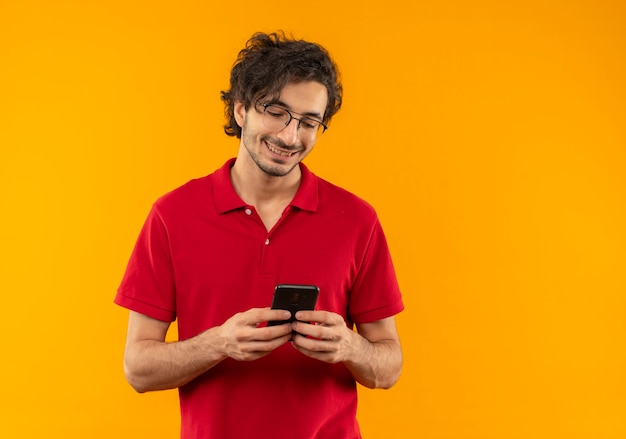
[243,331,293,351]
[291,320,320,338]
[234,334,293,361]
[245,309,291,325]
[293,310,319,323]
[294,310,341,326]
[252,332,293,349]
[258,322,293,339]
[291,335,337,358]
[263,309,293,322]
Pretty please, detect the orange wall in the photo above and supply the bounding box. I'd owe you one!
[1,1,625,437]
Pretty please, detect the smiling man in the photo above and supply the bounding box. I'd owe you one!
[115,31,404,439]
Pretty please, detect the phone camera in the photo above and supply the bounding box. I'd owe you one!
[289,292,301,305]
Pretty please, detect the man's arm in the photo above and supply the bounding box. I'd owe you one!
[123,308,294,393]
[291,312,402,389]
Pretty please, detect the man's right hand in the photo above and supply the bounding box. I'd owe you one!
[214,307,293,361]
[123,308,292,393]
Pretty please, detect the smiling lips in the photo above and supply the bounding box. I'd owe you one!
[265,140,298,157]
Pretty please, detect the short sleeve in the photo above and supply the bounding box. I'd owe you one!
[348,218,404,324]
[114,205,177,322]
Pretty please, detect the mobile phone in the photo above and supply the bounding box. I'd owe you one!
[268,284,319,326]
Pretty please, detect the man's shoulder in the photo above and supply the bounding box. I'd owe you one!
[150,174,215,219]
[158,174,212,202]
[154,159,236,212]
[315,175,377,220]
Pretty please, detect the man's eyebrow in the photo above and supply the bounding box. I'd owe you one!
[270,99,324,120]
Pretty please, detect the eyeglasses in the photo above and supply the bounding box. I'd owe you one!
[256,102,327,140]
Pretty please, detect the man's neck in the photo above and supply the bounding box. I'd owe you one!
[230,155,301,209]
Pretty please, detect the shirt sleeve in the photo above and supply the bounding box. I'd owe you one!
[348,218,404,324]
[114,205,177,322]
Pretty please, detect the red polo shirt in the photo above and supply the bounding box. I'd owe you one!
[116,158,403,439]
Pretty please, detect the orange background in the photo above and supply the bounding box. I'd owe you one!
[1,1,625,437]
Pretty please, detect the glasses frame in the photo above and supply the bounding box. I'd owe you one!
[256,102,328,137]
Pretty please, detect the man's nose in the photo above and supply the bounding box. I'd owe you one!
[277,117,299,145]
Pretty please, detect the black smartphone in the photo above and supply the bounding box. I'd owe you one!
[268,284,319,326]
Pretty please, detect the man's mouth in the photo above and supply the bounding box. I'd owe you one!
[265,140,297,157]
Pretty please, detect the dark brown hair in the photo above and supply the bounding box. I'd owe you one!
[220,31,343,138]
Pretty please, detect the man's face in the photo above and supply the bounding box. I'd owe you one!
[235,81,328,178]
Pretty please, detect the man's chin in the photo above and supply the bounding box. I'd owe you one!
[258,160,299,178]
[261,166,296,178]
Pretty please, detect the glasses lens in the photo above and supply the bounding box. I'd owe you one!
[298,117,324,139]
[260,104,325,141]
[261,105,290,131]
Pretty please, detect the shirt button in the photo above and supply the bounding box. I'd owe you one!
[244,208,252,215]
[265,238,270,245]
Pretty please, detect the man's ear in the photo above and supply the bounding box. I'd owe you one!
[234,100,246,128]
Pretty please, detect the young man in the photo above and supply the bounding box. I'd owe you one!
[115,31,404,438]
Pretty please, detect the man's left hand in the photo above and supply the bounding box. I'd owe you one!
[290,310,358,364]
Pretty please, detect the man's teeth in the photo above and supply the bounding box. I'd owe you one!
[267,143,295,157]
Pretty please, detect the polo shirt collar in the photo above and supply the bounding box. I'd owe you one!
[290,162,318,212]
[213,158,319,214]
